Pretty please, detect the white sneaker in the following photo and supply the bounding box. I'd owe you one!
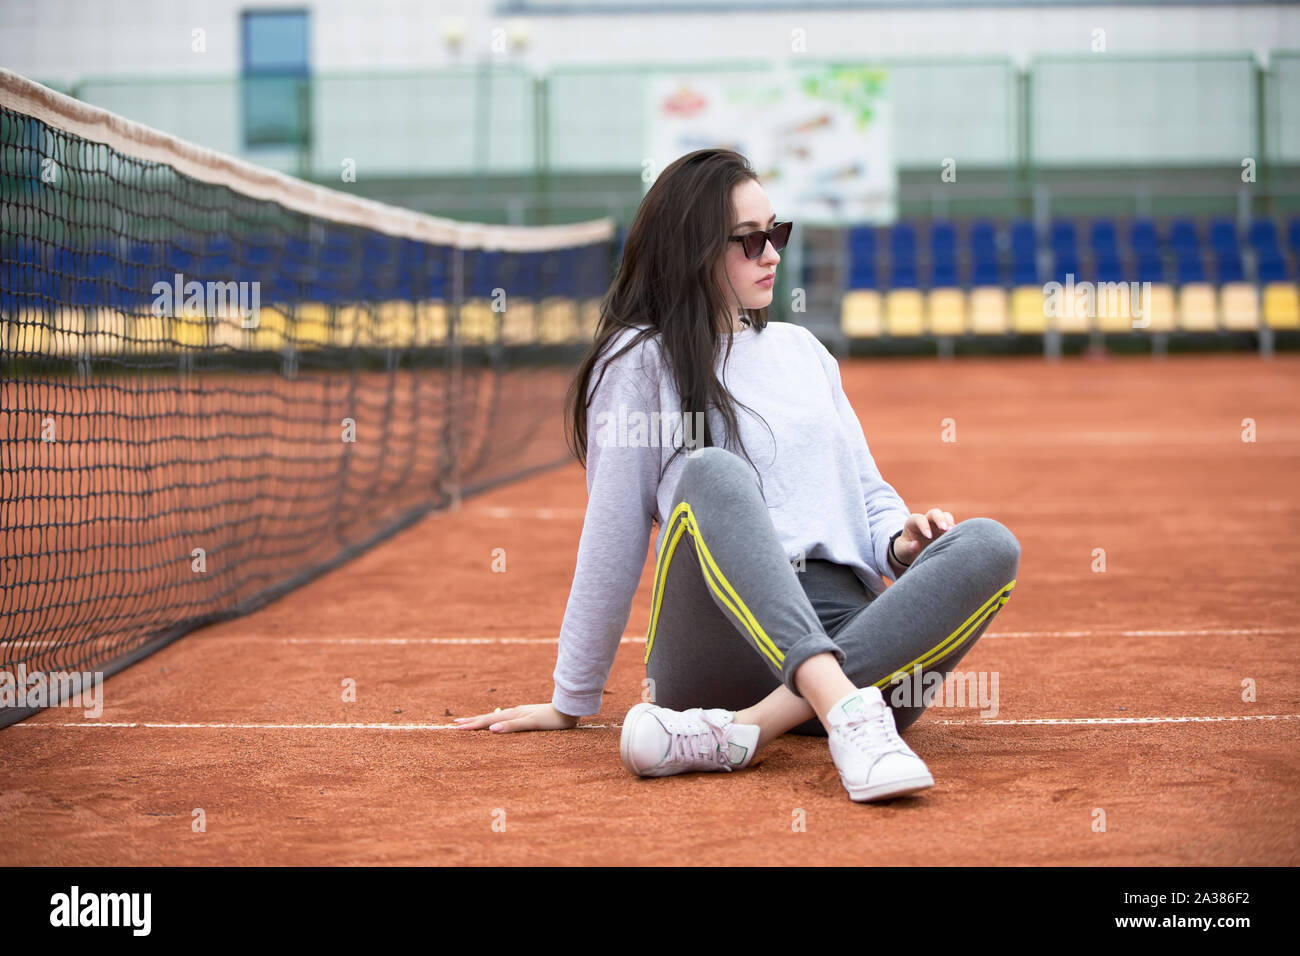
[826,686,935,801]
[620,702,760,777]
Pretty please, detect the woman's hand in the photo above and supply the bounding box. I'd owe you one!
[892,508,956,566]
[453,702,581,733]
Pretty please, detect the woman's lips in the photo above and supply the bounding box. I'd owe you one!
[757,274,775,286]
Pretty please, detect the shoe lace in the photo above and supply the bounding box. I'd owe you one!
[842,705,906,759]
[668,712,733,770]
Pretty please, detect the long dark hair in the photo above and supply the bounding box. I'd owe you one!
[563,148,773,492]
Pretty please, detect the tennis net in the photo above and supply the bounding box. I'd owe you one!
[0,69,614,726]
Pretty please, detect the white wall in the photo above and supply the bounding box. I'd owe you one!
[3,0,1300,85]
[2,1,1297,171]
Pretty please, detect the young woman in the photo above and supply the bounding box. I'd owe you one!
[455,148,1021,802]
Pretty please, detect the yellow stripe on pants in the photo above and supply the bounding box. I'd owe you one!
[644,501,785,672]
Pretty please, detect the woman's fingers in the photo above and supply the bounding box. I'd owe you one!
[453,706,515,729]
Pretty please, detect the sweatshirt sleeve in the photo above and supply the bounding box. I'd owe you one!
[550,348,661,717]
[806,330,912,580]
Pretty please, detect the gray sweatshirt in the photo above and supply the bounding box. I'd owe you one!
[550,320,912,718]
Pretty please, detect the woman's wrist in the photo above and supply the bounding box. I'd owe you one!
[889,530,912,568]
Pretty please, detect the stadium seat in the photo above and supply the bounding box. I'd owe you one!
[1049,278,1091,334]
[1010,286,1047,334]
[1262,283,1300,329]
[502,299,539,345]
[884,289,925,337]
[840,289,883,338]
[927,288,966,336]
[1096,280,1138,333]
[537,297,579,344]
[458,298,498,345]
[416,300,449,345]
[578,299,600,339]
[1219,282,1260,331]
[969,287,1009,335]
[1177,283,1218,331]
[1138,284,1177,333]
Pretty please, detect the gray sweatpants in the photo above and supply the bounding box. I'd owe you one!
[643,446,1021,737]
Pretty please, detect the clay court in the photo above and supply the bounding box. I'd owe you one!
[2,350,1296,866]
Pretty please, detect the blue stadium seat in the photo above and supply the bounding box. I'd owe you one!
[890,224,917,262]
[1010,220,1036,258]
[848,225,877,256]
[1136,252,1165,285]
[931,259,960,288]
[1011,256,1038,287]
[1216,251,1245,284]
[848,259,878,290]
[1208,218,1239,256]
[1257,252,1289,283]
[1286,218,1300,257]
[1053,251,1080,284]
[1175,255,1205,285]
[970,220,997,256]
[931,221,957,255]
[1130,218,1160,255]
[1089,219,1119,257]
[1247,219,1279,254]
[889,260,919,290]
[1169,219,1200,257]
[847,227,878,290]
[1050,219,1078,257]
[972,257,1001,287]
[1095,254,1124,284]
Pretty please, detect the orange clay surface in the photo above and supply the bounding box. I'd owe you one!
[2,351,1297,865]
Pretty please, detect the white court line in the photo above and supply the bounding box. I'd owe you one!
[10,714,1299,731]
[280,626,1297,646]
[469,502,1297,521]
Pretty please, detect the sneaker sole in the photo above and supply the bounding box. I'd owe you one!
[843,772,935,802]
[619,702,657,776]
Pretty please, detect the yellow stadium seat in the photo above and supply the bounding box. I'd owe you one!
[374,301,416,348]
[458,299,498,345]
[1010,286,1047,334]
[969,287,1009,335]
[416,300,448,346]
[85,309,131,354]
[132,314,168,353]
[1133,283,1176,333]
[538,297,579,344]
[884,289,924,337]
[210,313,249,351]
[578,299,601,339]
[1095,282,1138,333]
[170,308,209,350]
[1047,281,1091,333]
[332,304,370,348]
[927,288,966,337]
[293,303,332,348]
[3,309,74,355]
[840,289,883,338]
[1219,282,1259,332]
[1262,282,1299,329]
[1177,283,1218,331]
[249,305,291,351]
[502,299,538,345]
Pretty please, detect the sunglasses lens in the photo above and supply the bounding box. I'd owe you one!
[744,233,765,259]
[772,221,792,252]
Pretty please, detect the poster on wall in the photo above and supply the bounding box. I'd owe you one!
[645,64,896,226]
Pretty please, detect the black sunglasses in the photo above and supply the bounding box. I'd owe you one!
[728,221,793,260]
